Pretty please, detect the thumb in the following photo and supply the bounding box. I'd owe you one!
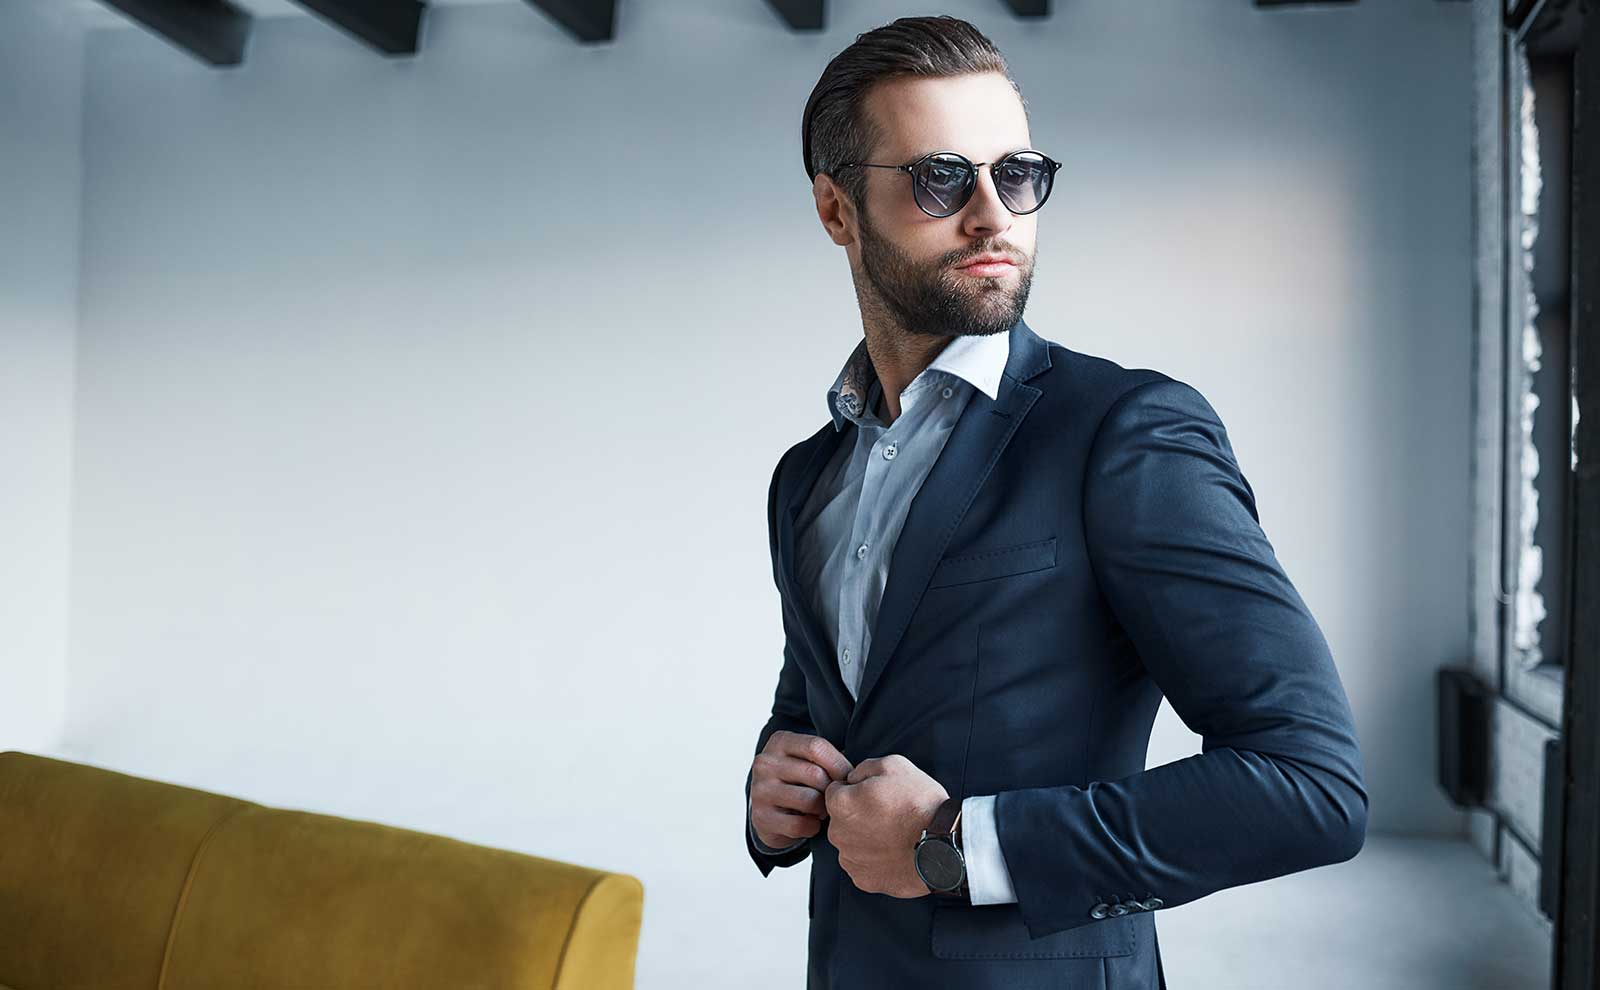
[825,779,845,806]
[846,758,879,784]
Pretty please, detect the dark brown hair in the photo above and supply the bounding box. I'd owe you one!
[801,15,1027,209]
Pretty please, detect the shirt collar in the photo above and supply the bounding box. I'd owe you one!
[826,329,1011,432]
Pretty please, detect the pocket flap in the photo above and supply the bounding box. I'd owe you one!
[930,902,1137,960]
[927,537,1057,589]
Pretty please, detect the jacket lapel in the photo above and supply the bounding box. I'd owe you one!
[777,420,858,719]
[851,317,1051,719]
[774,317,1054,726]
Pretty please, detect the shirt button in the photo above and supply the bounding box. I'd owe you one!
[842,648,851,665]
[941,386,953,399]
[856,542,868,559]
[883,443,897,460]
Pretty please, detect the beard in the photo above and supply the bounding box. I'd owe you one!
[854,208,1034,340]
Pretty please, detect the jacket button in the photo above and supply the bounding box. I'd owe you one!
[1089,903,1110,919]
[1108,903,1129,917]
[1121,899,1145,912]
[1140,897,1164,910]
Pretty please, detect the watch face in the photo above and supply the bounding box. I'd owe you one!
[915,839,964,891]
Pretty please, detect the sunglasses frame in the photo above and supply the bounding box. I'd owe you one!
[833,149,1063,218]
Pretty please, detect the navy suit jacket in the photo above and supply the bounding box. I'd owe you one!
[745,316,1368,989]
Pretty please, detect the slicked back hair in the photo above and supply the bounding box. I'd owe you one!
[801,15,1027,213]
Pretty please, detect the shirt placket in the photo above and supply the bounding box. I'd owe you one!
[837,383,925,699]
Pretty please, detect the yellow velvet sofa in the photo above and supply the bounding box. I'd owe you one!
[0,750,643,989]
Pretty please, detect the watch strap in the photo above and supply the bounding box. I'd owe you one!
[928,795,963,837]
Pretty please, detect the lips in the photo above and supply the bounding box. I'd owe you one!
[956,255,1017,270]
[956,257,1017,278]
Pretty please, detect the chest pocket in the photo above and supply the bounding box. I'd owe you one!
[926,536,1057,590]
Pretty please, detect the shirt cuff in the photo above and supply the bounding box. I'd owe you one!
[961,794,1017,904]
[749,795,808,855]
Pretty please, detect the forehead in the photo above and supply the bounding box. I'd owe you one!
[862,72,1030,162]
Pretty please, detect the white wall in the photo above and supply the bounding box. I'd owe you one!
[1,1,81,758]
[12,0,1473,985]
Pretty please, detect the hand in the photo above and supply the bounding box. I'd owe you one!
[824,754,949,898]
[750,730,854,851]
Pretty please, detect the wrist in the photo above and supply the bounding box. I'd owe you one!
[915,795,968,900]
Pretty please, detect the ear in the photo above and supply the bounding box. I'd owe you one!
[814,172,856,247]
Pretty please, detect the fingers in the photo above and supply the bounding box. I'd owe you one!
[752,790,825,844]
[845,756,886,784]
[767,730,854,782]
[767,780,827,818]
[752,732,857,833]
[752,804,824,847]
[752,751,833,794]
[751,751,834,830]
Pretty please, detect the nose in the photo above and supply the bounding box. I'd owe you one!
[959,164,1014,237]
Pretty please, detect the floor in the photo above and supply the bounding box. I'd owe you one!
[1153,835,1554,989]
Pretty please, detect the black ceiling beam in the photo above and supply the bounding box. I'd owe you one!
[523,0,616,42]
[1001,0,1050,16]
[767,0,823,31]
[94,0,251,66]
[1510,0,1585,53]
[290,0,424,55]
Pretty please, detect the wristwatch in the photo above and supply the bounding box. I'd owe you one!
[914,796,969,901]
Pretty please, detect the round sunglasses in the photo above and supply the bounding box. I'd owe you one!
[833,149,1063,218]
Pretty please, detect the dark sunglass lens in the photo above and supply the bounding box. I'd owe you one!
[996,153,1053,213]
[914,155,974,216]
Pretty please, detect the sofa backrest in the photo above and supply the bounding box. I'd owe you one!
[0,751,643,989]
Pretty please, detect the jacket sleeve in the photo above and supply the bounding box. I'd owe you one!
[994,377,1368,940]
[746,447,818,876]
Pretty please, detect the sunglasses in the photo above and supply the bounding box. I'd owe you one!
[833,149,1063,218]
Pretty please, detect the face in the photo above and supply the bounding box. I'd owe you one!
[817,71,1040,340]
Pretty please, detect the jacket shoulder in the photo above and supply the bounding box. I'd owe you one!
[1033,340,1192,417]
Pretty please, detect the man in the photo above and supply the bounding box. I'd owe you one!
[744,15,1367,990]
